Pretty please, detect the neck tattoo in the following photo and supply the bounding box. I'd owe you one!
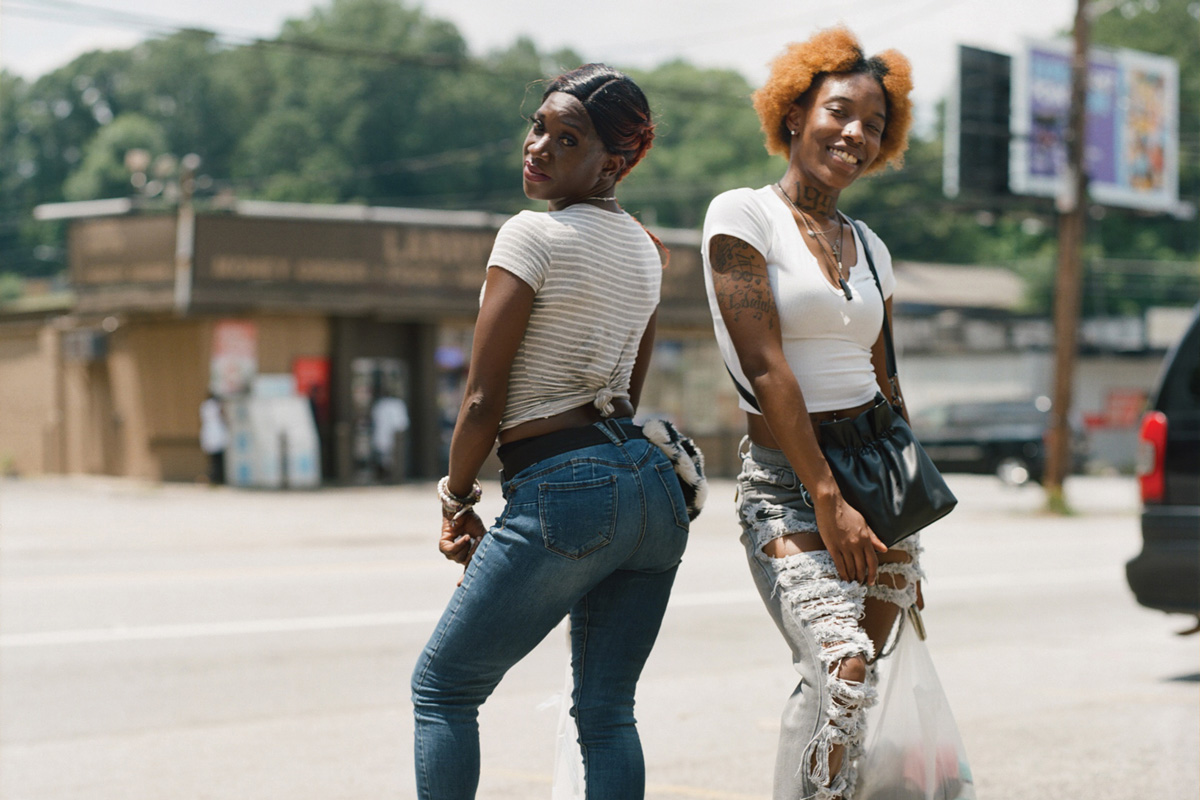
[775,183,852,300]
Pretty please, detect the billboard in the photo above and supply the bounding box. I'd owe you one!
[944,45,1012,199]
[1010,38,1180,213]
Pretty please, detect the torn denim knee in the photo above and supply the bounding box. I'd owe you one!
[762,550,877,800]
[735,450,818,552]
[738,496,820,545]
[866,536,924,609]
[736,444,930,799]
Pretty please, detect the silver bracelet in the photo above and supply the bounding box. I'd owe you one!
[438,476,482,520]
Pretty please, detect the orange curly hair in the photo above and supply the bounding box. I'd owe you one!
[752,27,913,174]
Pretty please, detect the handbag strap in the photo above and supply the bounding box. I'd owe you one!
[722,216,902,410]
[726,363,761,412]
[848,218,902,408]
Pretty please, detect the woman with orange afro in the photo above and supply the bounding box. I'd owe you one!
[702,28,922,799]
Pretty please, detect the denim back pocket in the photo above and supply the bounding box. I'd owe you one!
[653,460,690,532]
[538,473,619,559]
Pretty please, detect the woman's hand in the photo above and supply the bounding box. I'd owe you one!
[439,510,486,566]
[813,494,888,585]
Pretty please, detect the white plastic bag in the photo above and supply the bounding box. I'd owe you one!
[856,609,976,800]
[549,622,586,800]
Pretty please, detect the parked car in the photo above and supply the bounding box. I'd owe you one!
[910,396,1084,486]
[1125,307,1200,623]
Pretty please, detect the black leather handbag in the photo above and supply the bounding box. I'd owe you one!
[817,391,955,546]
[727,219,956,547]
[815,220,957,545]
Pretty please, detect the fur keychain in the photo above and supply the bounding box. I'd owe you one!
[642,419,708,520]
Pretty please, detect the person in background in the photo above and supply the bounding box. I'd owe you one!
[199,391,229,485]
[702,27,922,800]
[371,391,410,480]
[410,63,689,800]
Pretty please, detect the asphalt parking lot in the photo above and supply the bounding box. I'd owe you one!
[1,473,1196,799]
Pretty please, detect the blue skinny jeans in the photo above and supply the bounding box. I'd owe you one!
[411,421,690,799]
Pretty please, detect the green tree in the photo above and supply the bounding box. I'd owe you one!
[7,0,1191,298]
[231,0,478,204]
[114,31,244,180]
[63,114,169,201]
[621,61,775,229]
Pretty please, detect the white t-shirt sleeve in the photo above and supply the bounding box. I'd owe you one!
[702,188,773,261]
[487,211,552,292]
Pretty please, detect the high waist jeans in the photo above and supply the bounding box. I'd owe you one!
[411,420,690,800]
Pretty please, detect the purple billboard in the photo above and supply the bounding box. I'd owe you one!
[1010,39,1179,213]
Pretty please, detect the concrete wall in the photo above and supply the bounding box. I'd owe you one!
[0,323,62,476]
[54,314,331,482]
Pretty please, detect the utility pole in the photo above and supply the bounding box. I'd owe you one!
[1044,0,1091,511]
[173,153,201,315]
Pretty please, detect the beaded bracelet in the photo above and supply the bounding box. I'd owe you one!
[438,476,482,520]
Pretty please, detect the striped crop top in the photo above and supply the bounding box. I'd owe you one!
[486,204,661,431]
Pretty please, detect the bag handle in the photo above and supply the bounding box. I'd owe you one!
[723,217,901,410]
[848,218,902,409]
[726,363,761,412]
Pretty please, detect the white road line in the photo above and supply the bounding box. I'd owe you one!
[0,590,758,648]
[0,568,1115,649]
[0,610,442,648]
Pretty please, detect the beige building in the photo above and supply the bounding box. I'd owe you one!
[0,202,722,483]
[3,200,1171,483]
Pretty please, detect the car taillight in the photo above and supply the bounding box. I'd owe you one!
[1136,411,1168,504]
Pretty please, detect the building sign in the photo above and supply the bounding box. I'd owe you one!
[1010,39,1180,213]
[210,320,257,397]
[1104,389,1147,428]
[68,215,177,315]
[191,217,495,316]
[67,208,713,327]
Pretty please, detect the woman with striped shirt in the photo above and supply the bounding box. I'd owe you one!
[411,64,690,800]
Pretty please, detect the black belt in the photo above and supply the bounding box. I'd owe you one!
[498,418,645,481]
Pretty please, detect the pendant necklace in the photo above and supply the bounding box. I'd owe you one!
[776,183,852,300]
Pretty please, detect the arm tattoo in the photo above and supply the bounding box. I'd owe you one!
[709,234,777,330]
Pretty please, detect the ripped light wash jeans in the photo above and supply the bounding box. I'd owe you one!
[411,422,690,800]
[736,438,922,800]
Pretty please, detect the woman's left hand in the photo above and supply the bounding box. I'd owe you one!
[439,509,485,566]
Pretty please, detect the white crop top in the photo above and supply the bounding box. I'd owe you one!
[701,185,895,414]
[486,205,661,431]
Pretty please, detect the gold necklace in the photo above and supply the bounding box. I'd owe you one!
[775,183,852,300]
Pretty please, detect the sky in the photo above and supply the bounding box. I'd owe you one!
[0,0,1081,121]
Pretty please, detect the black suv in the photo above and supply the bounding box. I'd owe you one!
[1126,307,1200,622]
[910,397,1083,486]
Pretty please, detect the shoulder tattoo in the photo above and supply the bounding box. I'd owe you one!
[709,234,776,329]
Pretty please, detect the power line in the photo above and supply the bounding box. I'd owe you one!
[5,0,259,38]
[3,0,756,106]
